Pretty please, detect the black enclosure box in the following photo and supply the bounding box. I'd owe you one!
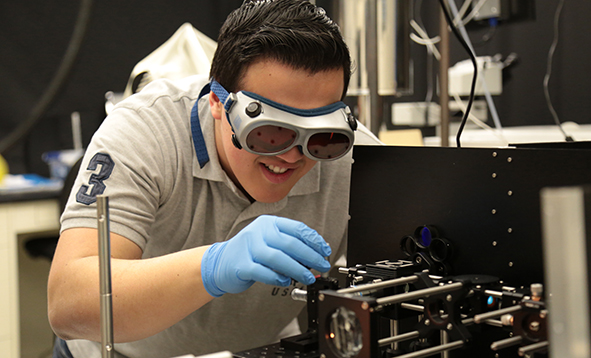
[347,144,591,288]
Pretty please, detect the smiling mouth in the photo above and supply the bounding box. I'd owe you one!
[264,164,289,174]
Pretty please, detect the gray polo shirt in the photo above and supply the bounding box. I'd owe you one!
[60,75,380,358]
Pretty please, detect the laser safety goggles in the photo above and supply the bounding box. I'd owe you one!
[210,80,358,161]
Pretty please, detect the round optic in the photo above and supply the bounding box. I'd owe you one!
[429,238,451,262]
[327,306,363,358]
[420,226,433,247]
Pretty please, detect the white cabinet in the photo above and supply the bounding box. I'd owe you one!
[0,200,59,358]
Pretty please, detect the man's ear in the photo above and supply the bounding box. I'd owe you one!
[209,91,224,120]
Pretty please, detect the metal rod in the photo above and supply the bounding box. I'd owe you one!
[484,289,504,298]
[390,319,399,351]
[441,330,450,358]
[366,0,382,135]
[290,288,307,302]
[491,336,523,351]
[473,305,521,324]
[376,282,463,306]
[338,275,418,294]
[518,341,549,356]
[400,302,424,312]
[438,4,450,147]
[378,330,420,347]
[97,195,114,358]
[390,340,464,358]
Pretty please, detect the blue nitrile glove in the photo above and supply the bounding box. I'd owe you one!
[201,215,332,297]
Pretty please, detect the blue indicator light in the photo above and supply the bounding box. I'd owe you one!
[487,296,494,306]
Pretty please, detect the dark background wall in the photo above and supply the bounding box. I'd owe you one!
[0,0,589,176]
[0,0,242,176]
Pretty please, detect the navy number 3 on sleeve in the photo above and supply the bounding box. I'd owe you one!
[76,153,115,205]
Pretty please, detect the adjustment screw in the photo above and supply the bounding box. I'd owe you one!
[424,319,431,326]
[447,323,453,330]
[361,302,369,310]
[318,293,325,302]
[446,294,453,302]
[530,321,540,332]
[245,101,262,117]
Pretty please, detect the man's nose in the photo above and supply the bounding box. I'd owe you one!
[276,146,305,163]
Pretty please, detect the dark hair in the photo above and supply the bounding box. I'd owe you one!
[210,0,351,99]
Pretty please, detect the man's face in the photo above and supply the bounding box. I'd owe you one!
[211,59,345,203]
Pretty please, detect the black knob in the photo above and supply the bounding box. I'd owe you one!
[345,107,357,130]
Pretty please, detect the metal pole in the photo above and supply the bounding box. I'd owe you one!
[439,6,450,147]
[376,282,463,306]
[391,340,464,358]
[367,0,383,136]
[473,305,521,324]
[378,330,420,347]
[518,341,549,356]
[337,275,419,294]
[491,336,523,351]
[97,195,114,358]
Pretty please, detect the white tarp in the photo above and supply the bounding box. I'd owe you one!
[123,22,217,98]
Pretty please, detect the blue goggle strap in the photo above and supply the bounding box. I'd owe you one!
[209,79,347,120]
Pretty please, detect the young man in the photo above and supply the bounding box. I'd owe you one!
[48,1,380,357]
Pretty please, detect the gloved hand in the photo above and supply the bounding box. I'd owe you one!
[201,215,332,297]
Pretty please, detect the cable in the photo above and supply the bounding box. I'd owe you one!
[410,20,441,60]
[451,92,509,146]
[452,0,473,26]
[472,19,498,47]
[543,0,573,142]
[439,0,478,148]
[456,0,488,27]
[411,0,438,127]
[0,0,94,155]
[447,0,504,134]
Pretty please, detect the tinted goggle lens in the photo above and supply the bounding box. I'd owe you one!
[308,132,351,159]
[246,126,297,153]
[245,125,351,159]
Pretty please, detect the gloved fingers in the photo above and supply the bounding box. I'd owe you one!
[249,247,317,285]
[237,262,293,287]
[272,216,332,256]
[267,233,331,273]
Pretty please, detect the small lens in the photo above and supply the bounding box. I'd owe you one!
[246,125,297,153]
[420,227,433,247]
[308,133,350,159]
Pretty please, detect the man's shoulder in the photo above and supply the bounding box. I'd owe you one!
[115,75,210,112]
[354,122,383,146]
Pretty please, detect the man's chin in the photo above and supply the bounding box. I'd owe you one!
[249,188,291,204]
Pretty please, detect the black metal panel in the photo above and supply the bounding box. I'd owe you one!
[348,145,591,288]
